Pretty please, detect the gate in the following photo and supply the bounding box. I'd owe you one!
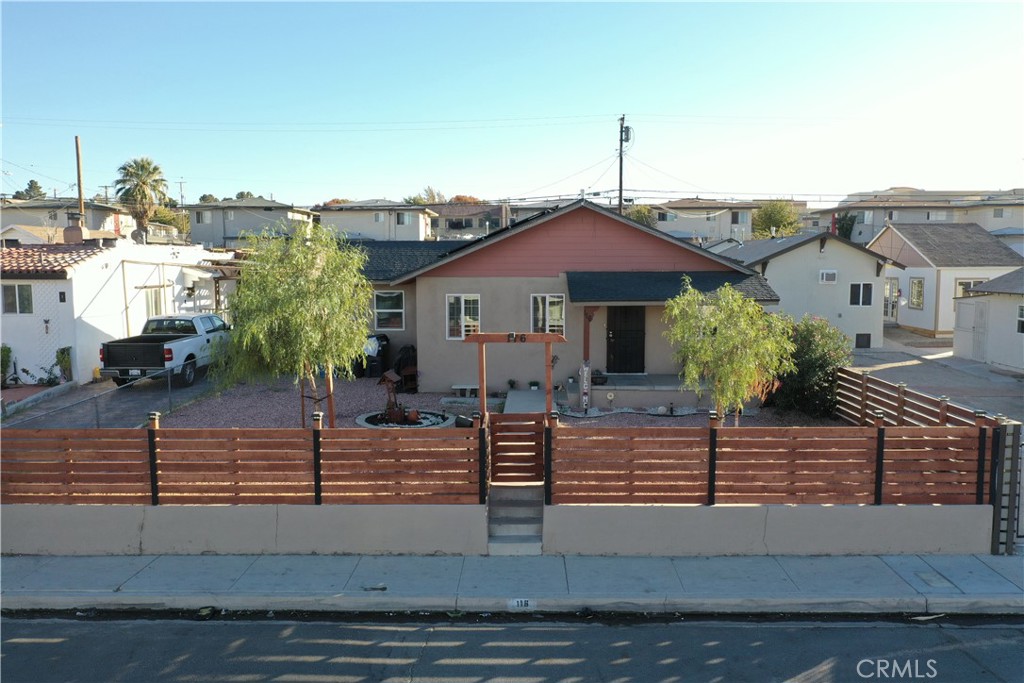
[488,413,546,483]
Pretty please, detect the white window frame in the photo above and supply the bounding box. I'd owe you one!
[374,291,405,331]
[819,269,838,285]
[994,208,1005,218]
[909,278,925,310]
[926,210,948,221]
[531,294,565,335]
[373,212,383,223]
[2,283,33,314]
[145,287,163,318]
[1017,304,1024,334]
[396,212,407,226]
[446,294,480,340]
[195,210,212,225]
[849,282,873,307]
[226,210,235,220]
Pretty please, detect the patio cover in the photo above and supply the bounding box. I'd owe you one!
[565,271,779,305]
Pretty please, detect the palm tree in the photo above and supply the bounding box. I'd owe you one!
[114,157,168,232]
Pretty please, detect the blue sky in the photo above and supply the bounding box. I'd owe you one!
[2,2,1022,208]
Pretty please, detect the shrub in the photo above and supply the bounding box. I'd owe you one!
[56,346,72,381]
[1,344,11,378]
[770,315,852,417]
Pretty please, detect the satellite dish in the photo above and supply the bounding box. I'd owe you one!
[606,392,615,401]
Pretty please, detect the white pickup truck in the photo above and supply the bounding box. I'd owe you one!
[99,313,230,387]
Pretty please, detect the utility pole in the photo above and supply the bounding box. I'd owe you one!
[617,115,632,214]
[177,180,186,206]
[75,136,85,225]
[100,185,112,202]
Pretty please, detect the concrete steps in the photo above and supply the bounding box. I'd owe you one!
[488,484,543,556]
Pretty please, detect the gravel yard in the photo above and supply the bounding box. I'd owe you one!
[161,375,841,429]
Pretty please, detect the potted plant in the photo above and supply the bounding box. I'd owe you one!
[529,380,540,390]
[507,379,517,390]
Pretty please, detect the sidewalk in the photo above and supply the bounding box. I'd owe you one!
[3,553,1021,616]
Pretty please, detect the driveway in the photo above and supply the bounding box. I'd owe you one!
[851,327,1023,423]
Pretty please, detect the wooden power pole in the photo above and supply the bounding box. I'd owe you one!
[75,136,85,225]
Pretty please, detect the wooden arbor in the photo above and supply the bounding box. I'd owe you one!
[463,332,567,419]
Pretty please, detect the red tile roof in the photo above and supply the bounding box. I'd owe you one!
[1,244,109,278]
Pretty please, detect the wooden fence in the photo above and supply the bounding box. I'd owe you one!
[1,424,481,505]
[549,423,995,506]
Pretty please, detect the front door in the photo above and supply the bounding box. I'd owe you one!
[606,306,645,373]
[883,277,900,323]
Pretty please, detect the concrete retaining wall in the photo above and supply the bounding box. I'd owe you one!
[542,505,994,556]
[0,505,489,556]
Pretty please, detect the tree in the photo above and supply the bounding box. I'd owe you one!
[323,198,351,206]
[214,222,374,427]
[235,191,255,199]
[448,194,482,204]
[403,186,446,204]
[663,279,795,425]
[198,194,219,203]
[114,157,168,232]
[625,205,658,228]
[768,315,851,417]
[835,211,857,240]
[151,206,190,235]
[752,200,801,239]
[12,179,46,200]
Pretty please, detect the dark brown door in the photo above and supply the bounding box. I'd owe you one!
[606,306,645,373]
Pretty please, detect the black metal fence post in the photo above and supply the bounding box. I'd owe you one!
[707,411,719,506]
[475,412,488,504]
[975,411,988,505]
[544,418,554,506]
[873,411,886,505]
[312,411,323,505]
[147,411,160,506]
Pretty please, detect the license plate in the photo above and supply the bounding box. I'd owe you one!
[129,370,142,377]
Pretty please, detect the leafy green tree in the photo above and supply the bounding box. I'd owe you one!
[151,206,190,235]
[215,222,375,427]
[752,199,801,238]
[663,279,795,425]
[404,186,446,204]
[198,194,219,203]
[625,205,658,228]
[769,315,851,417]
[835,211,857,240]
[114,157,168,231]
[13,179,46,200]
[235,191,255,199]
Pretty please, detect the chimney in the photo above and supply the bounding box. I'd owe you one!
[63,212,84,244]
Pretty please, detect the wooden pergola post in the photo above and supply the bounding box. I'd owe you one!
[464,332,567,421]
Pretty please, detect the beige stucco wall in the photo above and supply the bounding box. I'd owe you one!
[543,505,993,555]
[1,505,489,556]
[321,210,429,241]
[372,283,418,354]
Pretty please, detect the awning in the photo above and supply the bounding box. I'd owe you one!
[565,271,780,305]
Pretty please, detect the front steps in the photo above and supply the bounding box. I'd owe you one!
[487,483,543,556]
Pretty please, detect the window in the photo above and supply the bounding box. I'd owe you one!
[47,210,58,221]
[194,210,212,224]
[926,210,948,221]
[447,294,479,340]
[1018,305,1024,334]
[819,270,838,285]
[994,208,1005,218]
[374,212,383,223]
[445,218,474,230]
[909,278,925,309]
[430,217,439,229]
[887,210,898,221]
[145,288,163,318]
[731,210,748,225]
[955,279,986,299]
[374,291,405,330]
[849,283,873,306]
[657,211,677,222]
[705,212,714,222]
[812,220,820,228]
[226,210,235,220]
[396,212,407,226]
[531,294,565,335]
[2,284,33,314]
[855,210,873,225]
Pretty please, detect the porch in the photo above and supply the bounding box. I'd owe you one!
[563,373,702,411]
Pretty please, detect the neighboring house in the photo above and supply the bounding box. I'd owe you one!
[953,268,1024,373]
[360,200,778,394]
[186,197,316,248]
[809,187,1024,245]
[990,227,1024,257]
[717,232,902,348]
[425,202,509,240]
[867,223,1024,337]
[1,198,136,236]
[653,199,760,242]
[1,239,227,385]
[317,200,437,241]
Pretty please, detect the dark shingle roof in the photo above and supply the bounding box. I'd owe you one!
[967,267,1024,296]
[354,241,460,281]
[889,223,1024,267]
[566,271,779,304]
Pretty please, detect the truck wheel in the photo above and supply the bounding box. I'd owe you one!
[177,361,196,387]
[112,378,130,387]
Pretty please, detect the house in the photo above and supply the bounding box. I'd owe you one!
[1,238,228,386]
[186,197,316,248]
[360,200,778,402]
[809,187,1024,245]
[652,199,760,242]
[425,202,509,240]
[1,198,136,236]
[717,232,902,348]
[867,223,1024,337]
[953,268,1024,373]
[317,200,437,241]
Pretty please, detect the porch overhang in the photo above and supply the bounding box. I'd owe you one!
[565,271,780,305]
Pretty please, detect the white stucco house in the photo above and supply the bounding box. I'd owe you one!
[953,268,1024,373]
[717,232,901,348]
[185,197,316,248]
[867,223,1024,337]
[0,198,136,236]
[317,200,437,241]
[1,238,228,386]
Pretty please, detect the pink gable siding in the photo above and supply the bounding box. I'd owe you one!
[871,229,930,267]
[427,207,733,277]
